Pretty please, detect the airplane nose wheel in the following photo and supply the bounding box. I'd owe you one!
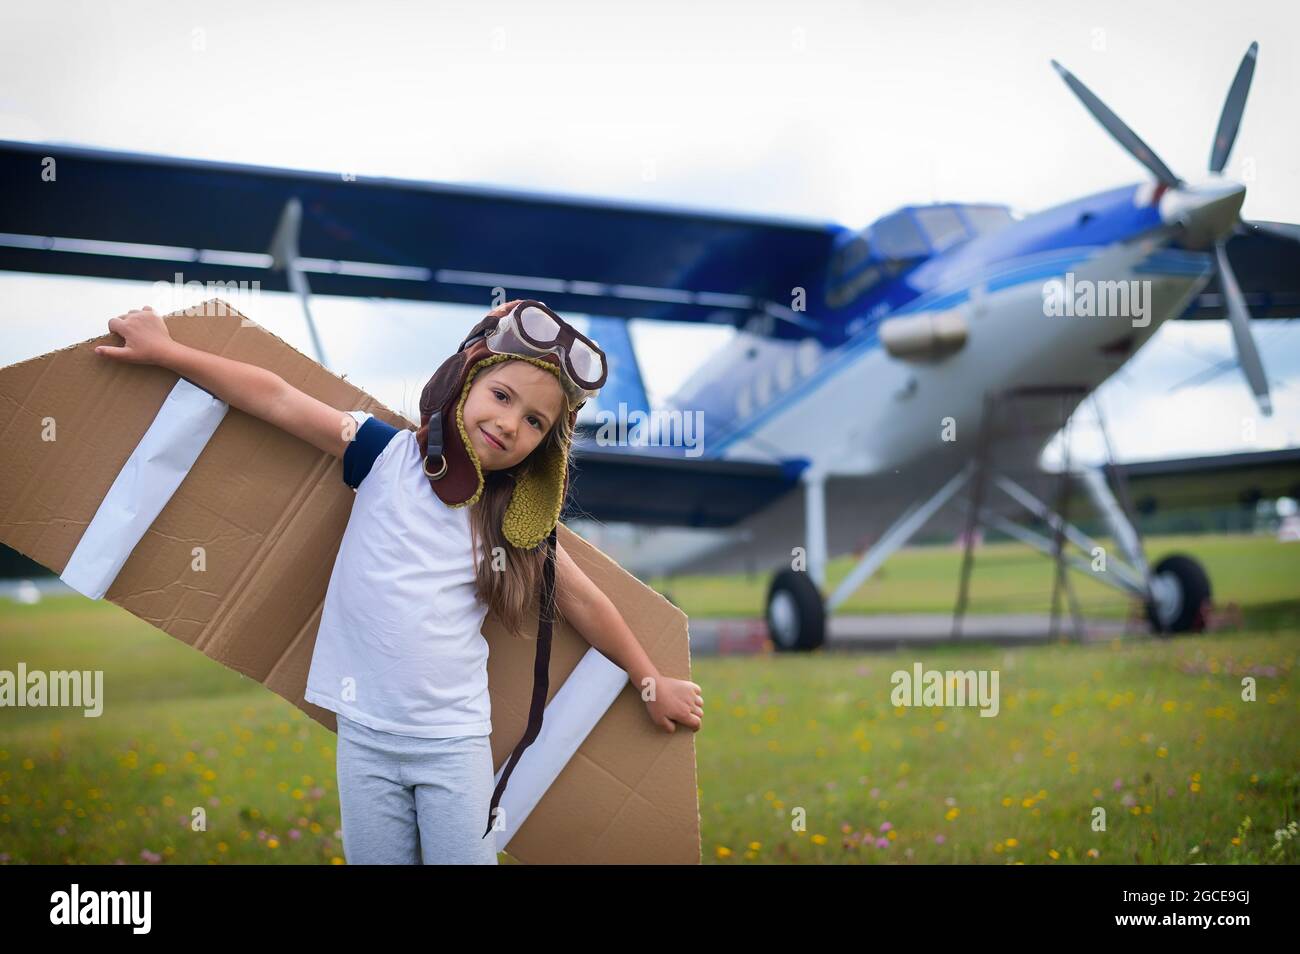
[1144,554,1212,636]
[765,569,826,651]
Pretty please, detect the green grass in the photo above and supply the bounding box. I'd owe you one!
[0,602,344,864]
[0,532,1297,864]
[652,532,1300,629]
[696,633,1299,864]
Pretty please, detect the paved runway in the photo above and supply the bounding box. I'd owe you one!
[687,613,1137,655]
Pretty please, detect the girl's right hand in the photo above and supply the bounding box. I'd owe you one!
[95,306,175,366]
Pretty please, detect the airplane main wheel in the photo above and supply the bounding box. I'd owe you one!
[765,569,826,652]
[1144,554,1212,635]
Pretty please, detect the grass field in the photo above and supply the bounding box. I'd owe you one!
[0,532,1296,864]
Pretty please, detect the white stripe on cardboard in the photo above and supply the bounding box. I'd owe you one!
[60,378,228,600]
[492,646,627,851]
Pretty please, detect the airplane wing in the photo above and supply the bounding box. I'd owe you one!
[1107,446,1300,513]
[1176,222,1300,320]
[572,462,972,579]
[563,439,810,527]
[0,138,839,331]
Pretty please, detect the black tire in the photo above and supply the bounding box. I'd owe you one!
[765,569,826,651]
[1144,553,1212,635]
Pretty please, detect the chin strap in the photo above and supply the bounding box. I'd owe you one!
[423,408,447,478]
[425,330,490,477]
[482,524,557,840]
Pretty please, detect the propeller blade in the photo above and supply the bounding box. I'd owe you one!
[1050,59,1182,188]
[1214,240,1273,416]
[1210,42,1258,174]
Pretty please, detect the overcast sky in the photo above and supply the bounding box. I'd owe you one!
[1,0,1297,465]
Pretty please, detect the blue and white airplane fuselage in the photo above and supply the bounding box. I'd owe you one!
[665,182,1218,479]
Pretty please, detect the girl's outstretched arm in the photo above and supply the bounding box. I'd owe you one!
[96,306,356,458]
[554,541,703,733]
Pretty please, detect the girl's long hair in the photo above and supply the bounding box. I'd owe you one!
[417,300,574,640]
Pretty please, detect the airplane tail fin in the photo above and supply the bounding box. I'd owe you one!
[583,315,651,426]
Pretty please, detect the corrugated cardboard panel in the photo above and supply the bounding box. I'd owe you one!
[0,299,700,864]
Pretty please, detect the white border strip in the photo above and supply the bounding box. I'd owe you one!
[492,646,628,852]
[60,378,228,600]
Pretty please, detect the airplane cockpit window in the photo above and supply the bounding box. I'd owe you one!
[829,234,872,280]
[913,206,969,253]
[870,211,930,259]
[959,205,1014,237]
[828,203,1014,308]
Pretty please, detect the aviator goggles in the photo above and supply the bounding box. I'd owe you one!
[481,300,608,406]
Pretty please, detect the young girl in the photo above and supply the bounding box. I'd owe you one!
[95,299,705,865]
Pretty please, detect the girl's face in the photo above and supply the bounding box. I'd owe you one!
[463,361,565,471]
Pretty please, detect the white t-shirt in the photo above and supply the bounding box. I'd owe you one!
[305,411,493,738]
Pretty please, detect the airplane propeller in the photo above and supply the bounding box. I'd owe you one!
[1209,42,1257,174]
[1051,42,1276,417]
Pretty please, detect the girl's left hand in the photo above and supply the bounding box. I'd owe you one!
[643,676,703,733]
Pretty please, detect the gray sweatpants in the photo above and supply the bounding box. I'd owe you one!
[335,712,500,865]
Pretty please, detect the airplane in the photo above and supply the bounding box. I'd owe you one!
[2,43,1298,651]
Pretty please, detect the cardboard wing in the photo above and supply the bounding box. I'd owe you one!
[0,300,700,865]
